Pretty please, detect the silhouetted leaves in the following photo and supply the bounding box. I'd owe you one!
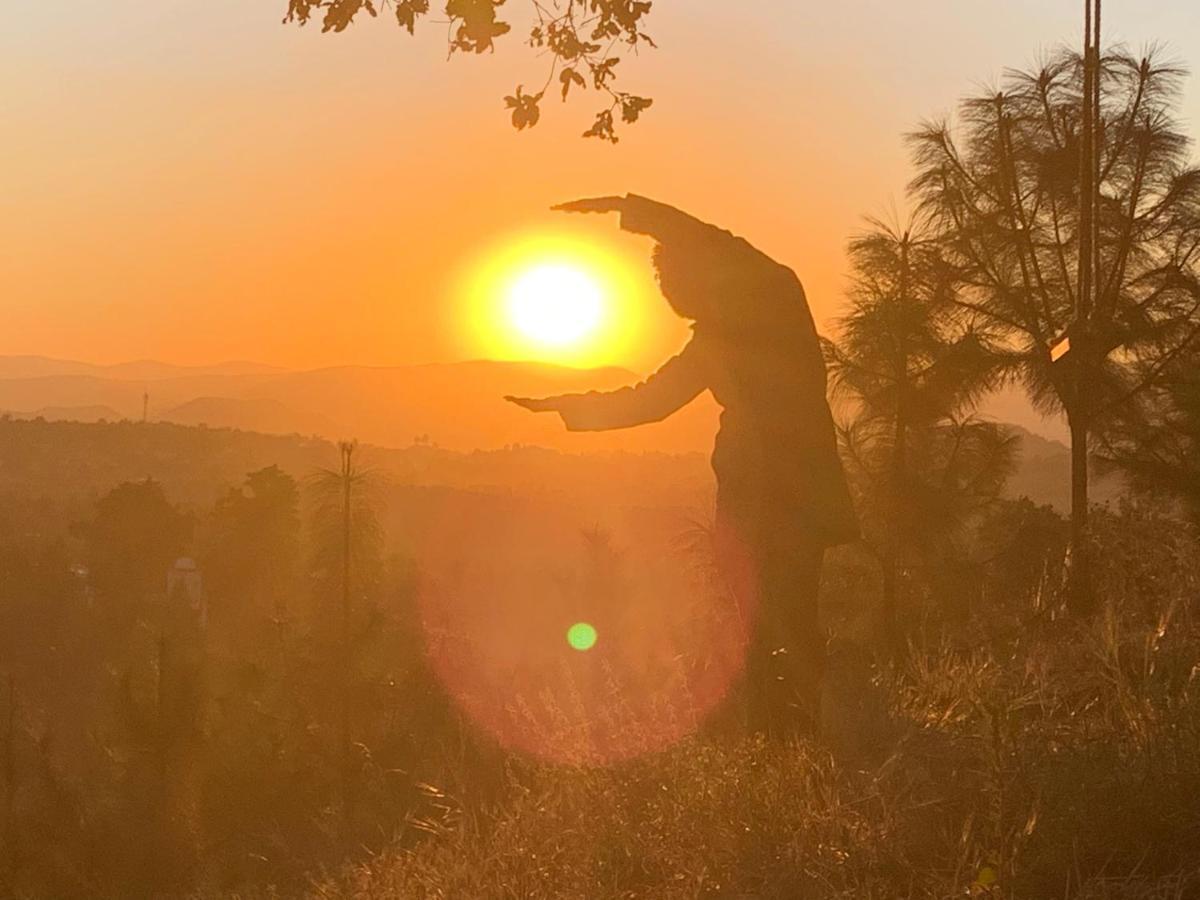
[284,0,656,138]
[591,57,620,89]
[908,47,1200,548]
[394,0,430,33]
[620,94,652,123]
[504,86,543,130]
[583,109,617,143]
[1104,348,1200,526]
[282,0,318,25]
[546,21,601,61]
[327,0,377,33]
[559,67,586,101]
[447,0,511,53]
[75,478,192,619]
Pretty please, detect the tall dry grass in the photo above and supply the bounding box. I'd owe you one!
[297,506,1200,899]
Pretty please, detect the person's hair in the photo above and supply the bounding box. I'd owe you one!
[651,235,801,336]
[651,241,721,321]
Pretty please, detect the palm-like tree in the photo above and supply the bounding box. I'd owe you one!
[308,440,383,842]
[826,218,1014,652]
[907,48,1200,610]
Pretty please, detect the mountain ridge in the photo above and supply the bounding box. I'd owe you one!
[0,354,1075,460]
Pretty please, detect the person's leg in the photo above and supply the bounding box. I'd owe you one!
[758,535,825,737]
[709,506,826,739]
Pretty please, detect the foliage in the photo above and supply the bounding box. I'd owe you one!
[825,219,1016,641]
[202,465,301,619]
[906,46,1200,565]
[283,0,656,140]
[307,444,384,597]
[308,510,1200,899]
[909,47,1200,422]
[73,478,192,620]
[1102,349,1200,526]
[840,415,1018,570]
[827,218,993,428]
[0,424,1197,898]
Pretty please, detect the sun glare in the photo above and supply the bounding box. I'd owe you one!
[508,264,603,347]
[459,230,657,368]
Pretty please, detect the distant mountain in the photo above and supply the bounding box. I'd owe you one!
[1001,423,1123,511]
[0,356,718,454]
[0,356,1120,508]
[980,385,1069,444]
[0,355,283,381]
[159,396,343,437]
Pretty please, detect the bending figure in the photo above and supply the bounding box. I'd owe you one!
[508,194,857,735]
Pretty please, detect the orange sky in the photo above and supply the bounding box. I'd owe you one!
[3,1,1199,374]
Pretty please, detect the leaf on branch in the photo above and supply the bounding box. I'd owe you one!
[560,68,586,101]
[591,57,620,90]
[587,0,653,45]
[283,0,317,25]
[547,22,601,62]
[394,0,430,33]
[447,0,510,54]
[504,86,543,130]
[583,109,618,143]
[619,94,652,123]
[320,0,377,33]
[284,0,656,140]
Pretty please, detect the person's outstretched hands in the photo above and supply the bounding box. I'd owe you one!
[505,395,561,413]
[551,196,625,215]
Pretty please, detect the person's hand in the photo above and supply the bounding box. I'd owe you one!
[505,395,561,413]
[551,196,625,215]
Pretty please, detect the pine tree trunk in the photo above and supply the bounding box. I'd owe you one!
[1067,410,1093,614]
[339,444,354,842]
[883,239,910,660]
[883,410,905,660]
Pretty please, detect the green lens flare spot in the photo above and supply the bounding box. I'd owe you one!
[566,621,598,652]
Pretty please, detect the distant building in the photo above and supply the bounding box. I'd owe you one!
[166,557,206,629]
[69,562,94,608]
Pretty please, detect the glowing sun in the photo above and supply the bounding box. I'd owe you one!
[508,263,604,347]
[459,230,659,367]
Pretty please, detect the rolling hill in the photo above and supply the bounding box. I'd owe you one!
[0,355,718,453]
[0,354,1122,514]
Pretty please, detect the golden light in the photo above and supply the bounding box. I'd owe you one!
[508,263,603,348]
[457,229,661,368]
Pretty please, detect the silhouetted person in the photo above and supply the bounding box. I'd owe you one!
[508,194,857,736]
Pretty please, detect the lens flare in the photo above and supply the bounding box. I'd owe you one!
[566,621,598,651]
[415,501,755,766]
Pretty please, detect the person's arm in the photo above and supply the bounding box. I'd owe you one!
[507,342,706,432]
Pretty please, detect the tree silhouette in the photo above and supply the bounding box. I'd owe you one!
[284,0,656,141]
[203,465,301,641]
[907,48,1200,611]
[1103,348,1200,527]
[75,479,191,631]
[825,218,1014,651]
[307,441,383,841]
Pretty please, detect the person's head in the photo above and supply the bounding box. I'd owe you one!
[651,233,794,333]
[651,241,720,322]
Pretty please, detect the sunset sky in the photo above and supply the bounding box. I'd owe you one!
[4,1,1199,373]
